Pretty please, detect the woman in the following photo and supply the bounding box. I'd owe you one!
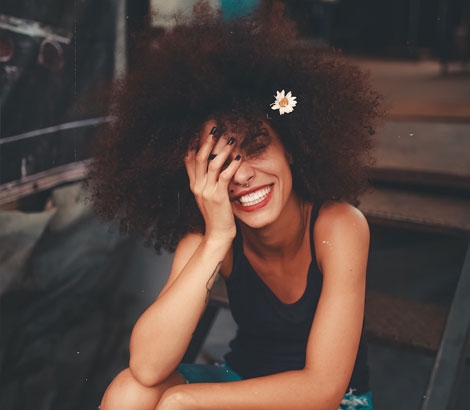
[89,2,383,409]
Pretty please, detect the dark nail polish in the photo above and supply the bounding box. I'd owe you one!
[208,153,217,160]
[235,154,241,161]
[209,126,217,135]
[227,137,235,145]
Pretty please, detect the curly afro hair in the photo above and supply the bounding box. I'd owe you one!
[88,1,383,252]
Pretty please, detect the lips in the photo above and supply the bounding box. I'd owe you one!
[233,184,274,212]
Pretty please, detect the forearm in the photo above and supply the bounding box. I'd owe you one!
[159,370,344,410]
[129,236,231,386]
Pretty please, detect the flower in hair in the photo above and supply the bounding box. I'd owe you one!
[271,90,297,115]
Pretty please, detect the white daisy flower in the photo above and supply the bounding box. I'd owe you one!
[270,90,297,115]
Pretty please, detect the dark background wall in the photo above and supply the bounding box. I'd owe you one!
[0,0,116,185]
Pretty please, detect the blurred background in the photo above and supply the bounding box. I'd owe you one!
[0,1,469,409]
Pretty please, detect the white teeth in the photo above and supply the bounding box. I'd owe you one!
[239,186,272,206]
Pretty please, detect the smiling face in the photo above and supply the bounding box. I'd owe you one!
[210,121,297,229]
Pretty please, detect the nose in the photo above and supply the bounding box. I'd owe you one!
[231,158,254,188]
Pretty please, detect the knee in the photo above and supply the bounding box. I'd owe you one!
[100,368,162,410]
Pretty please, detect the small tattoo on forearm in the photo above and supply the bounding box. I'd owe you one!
[205,261,222,303]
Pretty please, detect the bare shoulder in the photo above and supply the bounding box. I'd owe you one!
[315,201,368,236]
[313,201,370,273]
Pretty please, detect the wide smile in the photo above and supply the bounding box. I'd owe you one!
[233,184,274,212]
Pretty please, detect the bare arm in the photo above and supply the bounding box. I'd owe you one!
[129,121,242,387]
[129,232,230,387]
[156,202,370,410]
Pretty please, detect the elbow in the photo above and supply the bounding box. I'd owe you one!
[305,391,342,410]
[128,327,177,387]
[129,356,172,388]
[319,385,350,410]
[302,370,348,410]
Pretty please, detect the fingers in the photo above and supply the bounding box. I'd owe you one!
[185,122,243,195]
[194,126,219,184]
[184,122,217,187]
[206,139,240,186]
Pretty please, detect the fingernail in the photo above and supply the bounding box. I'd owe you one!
[208,153,217,160]
[227,137,235,145]
[235,154,241,161]
[209,126,217,135]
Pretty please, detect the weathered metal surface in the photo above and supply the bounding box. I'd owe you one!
[421,244,470,410]
[0,160,90,206]
[0,0,116,185]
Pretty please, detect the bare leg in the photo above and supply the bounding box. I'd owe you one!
[100,368,186,410]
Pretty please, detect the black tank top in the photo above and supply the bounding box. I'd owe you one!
[224,203,370,394]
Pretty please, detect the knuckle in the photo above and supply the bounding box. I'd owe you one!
[195,155,206,164]
[218,172,231,183]
[207,161,219,172]
[191,183,202,194]
[201,190,211,201]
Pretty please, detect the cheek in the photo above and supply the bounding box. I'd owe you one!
[278,158,293,178]
[263,163,292,196]
[279,163,294,191]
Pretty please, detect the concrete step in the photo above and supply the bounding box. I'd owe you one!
[373,120,470,194]
[358,187,470,236]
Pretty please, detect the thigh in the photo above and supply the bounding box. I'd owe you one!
[101,368,186,410]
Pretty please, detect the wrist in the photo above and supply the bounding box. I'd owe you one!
[202,234,234,250]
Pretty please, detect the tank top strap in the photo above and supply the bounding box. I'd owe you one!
[233,201,322,268]
[308,201,323,275]
[309,201,322,255]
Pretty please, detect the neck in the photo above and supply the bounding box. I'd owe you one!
[239,195,312,260]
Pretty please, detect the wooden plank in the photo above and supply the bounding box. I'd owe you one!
[351,59,470,121]
[358,187,470,236]
[0,160,90,206]
[369,168,470,193]
[373,120,470,191]
[386,101,470,121]
[364,291,447,354]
